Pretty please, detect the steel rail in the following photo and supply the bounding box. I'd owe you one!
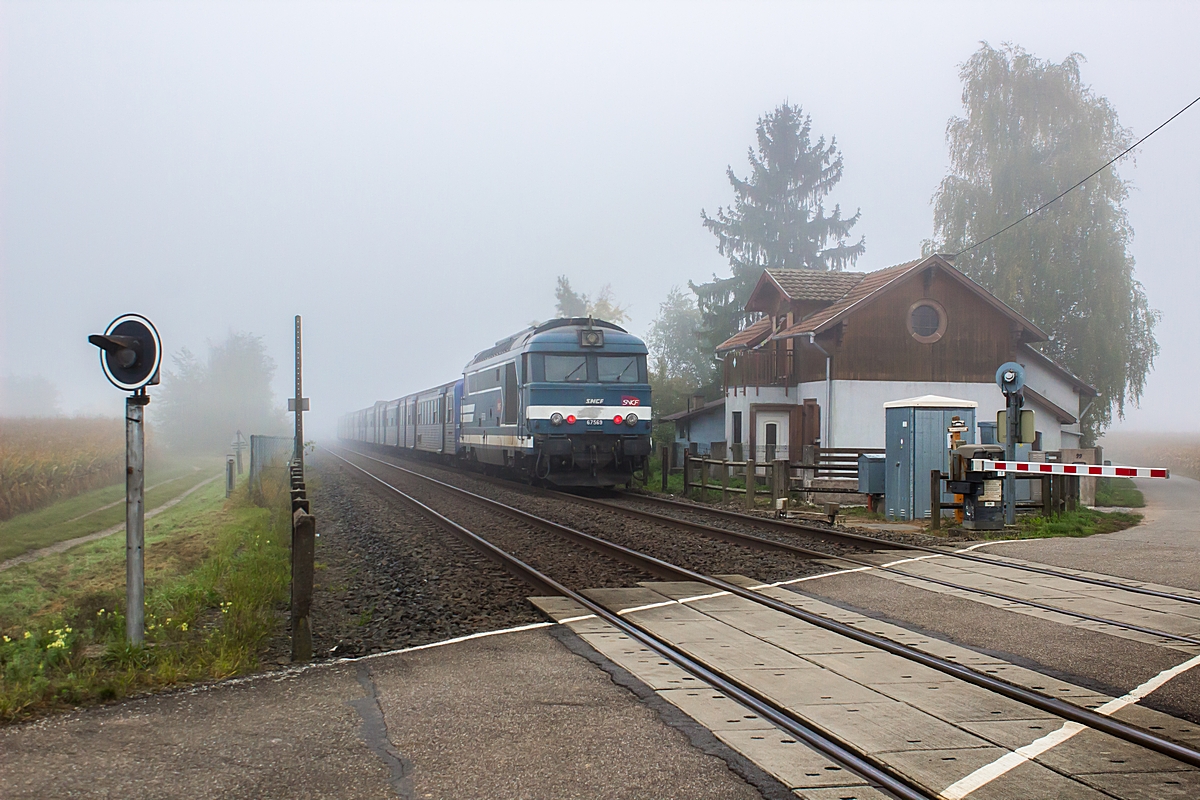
[618,491,1200,609]
[326,449,932,800]
[341,446,1200,645]
[332,446,1200,770]
[552,493,1200,648]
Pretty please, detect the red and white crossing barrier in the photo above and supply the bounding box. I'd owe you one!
[970,460,1169,479]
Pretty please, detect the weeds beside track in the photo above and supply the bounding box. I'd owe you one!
[0,477,291,723]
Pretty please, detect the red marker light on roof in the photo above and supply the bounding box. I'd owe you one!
[566,414,576,425]
[613,415,623,425]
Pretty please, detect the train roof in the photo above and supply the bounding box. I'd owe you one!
[466,318,643,367]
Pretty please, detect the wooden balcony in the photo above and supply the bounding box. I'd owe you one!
[723,347,800,391]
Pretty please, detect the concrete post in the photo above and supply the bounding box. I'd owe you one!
[721,460,729,503]
[660,445,669,493]
[930,469,942,532]
[772,459,788,510]
[291,509,315,662]
[745,457,756,510]
[226,456,235,498]
[683,453,691,497]
[125,395,148,645]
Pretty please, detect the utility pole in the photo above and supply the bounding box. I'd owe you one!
[288,315,310,470]
[89,314,161,645]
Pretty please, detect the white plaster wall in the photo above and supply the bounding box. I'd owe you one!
[725,386,795,450]
[1018,352,1084,442]
[1019,355,1079,413]
[723,376,1082,452]
[827,380,1007,449]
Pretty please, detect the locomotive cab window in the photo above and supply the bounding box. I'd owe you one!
[907,300,947,344]
[598,355,645,383]
[543,355,588,382]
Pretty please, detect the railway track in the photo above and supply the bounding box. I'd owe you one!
[327,445,1200,792]
[611,490,1200,610]
[325,447,930,800]
[344,446,1200,650]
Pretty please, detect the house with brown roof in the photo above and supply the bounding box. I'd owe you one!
[716,254,1098,460]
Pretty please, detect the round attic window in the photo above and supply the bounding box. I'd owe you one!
[907,300,947,343]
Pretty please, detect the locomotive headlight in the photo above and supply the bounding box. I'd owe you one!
[613,415,623,425]
[624,413,638,426]
[566,414,577,425]
[550,412,564,426]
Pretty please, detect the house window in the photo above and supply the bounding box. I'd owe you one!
[907,300,947,343]
[732,412,742,444]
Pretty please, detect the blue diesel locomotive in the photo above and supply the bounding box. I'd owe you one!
[338,318,653,487]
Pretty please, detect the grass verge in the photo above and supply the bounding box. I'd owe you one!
[1094,477,1145,508]
[0,457,222,562]
[966,508,1144,540]
[0,476,290,723]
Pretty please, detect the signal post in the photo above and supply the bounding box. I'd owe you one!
[89,314,161,644]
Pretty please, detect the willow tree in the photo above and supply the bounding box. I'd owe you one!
[691,103,864,356]
[931,43,1158,443]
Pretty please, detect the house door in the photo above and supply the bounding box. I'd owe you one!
[756,412,789,462]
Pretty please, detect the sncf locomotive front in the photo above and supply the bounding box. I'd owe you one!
[460,318,652,487]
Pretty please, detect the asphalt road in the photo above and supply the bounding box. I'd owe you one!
[792,474,1200,723]
[0,627,770,800]
[986,475,1200,591]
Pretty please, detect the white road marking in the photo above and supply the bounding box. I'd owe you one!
[940,652,1200,799]
[358,621,556,658]
[552,541,1025,627]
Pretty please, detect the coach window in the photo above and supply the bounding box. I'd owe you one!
[544,355,589,382]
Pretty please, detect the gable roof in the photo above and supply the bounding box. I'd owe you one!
[714,316,773,355]
[1023,386,1078,425]
[661,397,725,423]
[1019,344,1099,397]
[749,269,867,306]
[771,254,1048,342]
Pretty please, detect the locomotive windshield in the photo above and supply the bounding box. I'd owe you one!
[543,355,589,382]
[598,356,640,383]
[530,353,647,383]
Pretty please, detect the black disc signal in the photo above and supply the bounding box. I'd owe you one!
[89,314,162,391]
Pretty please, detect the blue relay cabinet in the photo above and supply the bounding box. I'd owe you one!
[884,396,977,521]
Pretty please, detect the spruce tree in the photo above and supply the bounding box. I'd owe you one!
[691,103,864,354]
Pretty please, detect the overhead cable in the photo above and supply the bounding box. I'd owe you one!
[956,93,1200,257]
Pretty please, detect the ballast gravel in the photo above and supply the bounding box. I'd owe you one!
[307,452,543,659]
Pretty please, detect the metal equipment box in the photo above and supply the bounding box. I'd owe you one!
[884,396,977,521]
[858,454,886,495]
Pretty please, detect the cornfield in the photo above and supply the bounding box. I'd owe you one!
[1100,431,1200,481]
[0,418,126,521]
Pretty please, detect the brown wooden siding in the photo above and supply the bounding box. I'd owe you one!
[826,268,1014,382]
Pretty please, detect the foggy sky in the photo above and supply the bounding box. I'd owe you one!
[2,1,1197,437]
